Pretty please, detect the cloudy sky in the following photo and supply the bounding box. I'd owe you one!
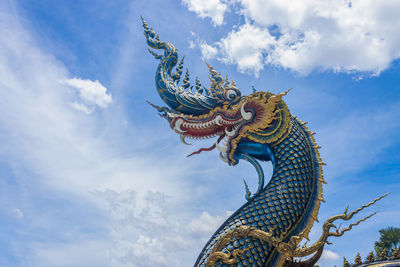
[1,0,400,266]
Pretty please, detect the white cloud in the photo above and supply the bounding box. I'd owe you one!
[198,0,400,75]
[13,208,24,220]
[62,78,112,111]
[70,101,93,114]
[32,241,109,267]
[102,190,185,266]
[321,249,340,261]
[0,5,245,266]
[0,4,215,266]
[186,211,233,237]
[182,0,228,26]
[97,189,233,267]
[217,23,275,75]
[189,40,196,49]
[199,42,218,60]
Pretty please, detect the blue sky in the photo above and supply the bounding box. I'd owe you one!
[0,0,400,266]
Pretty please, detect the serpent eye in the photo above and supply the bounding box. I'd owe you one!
[225,89,238,101]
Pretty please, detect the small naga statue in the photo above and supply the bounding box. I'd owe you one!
[141,18,388,267]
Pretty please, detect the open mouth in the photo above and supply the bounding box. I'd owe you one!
[172,102,253,160]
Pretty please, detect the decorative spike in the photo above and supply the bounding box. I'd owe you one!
[319,161,327,166]
[391,248,400,260]
[182,69,190,89]
[316,145,321,149]
[243,179,251,200]
[379,249,387,261]
[303,230,310,241]
[366,251,375,263]
[302,121,308,125]
[279,88,291,97]
[231,80,237,87]
[141,17,155,38]
[354,252,362,265]
[145,100,170,119]
[311,132,316,135]
[343,257,350,267]
[344,205,349,215]
[224,75,230,87]
[252,86,257,92]
[206,62,217,76]
[141,16,148,30]
[147,48,163,59]
[156,33,159,41]
[195,77,203,94]
[206,62,224,92]
[172,56,184,82]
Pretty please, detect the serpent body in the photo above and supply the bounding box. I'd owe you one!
[196,116,323,266]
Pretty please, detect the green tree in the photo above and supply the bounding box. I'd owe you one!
[374,227,400,255]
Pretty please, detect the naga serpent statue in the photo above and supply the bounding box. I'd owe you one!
[141,18,388,267]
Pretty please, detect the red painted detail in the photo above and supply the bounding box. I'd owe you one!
[187,135,225,157]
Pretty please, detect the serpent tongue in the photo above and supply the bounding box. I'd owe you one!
[187,135,225,157]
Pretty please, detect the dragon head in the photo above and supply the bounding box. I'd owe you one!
[143,18,291,167]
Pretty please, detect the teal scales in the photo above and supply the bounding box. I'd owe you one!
[196,117,323,266]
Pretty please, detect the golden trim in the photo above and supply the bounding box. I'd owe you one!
[228,90,291,164]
